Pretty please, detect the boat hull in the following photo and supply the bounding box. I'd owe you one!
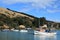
[20,30,28,32]
[34,31,56,36]
[12,30,19,32]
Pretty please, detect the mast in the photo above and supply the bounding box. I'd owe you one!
[39,18,40,28]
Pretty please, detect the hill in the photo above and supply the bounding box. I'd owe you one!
[0,7,60,29]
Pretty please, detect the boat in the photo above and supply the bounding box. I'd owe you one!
[34,26,57,36]
[2,29,9,32]
[34,30,56,36]
[34,26,56,36]
[34,18,57,36]
[20,30,28,32]
[12,29,19,32]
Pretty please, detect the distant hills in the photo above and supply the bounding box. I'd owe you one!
[0,7,60,29]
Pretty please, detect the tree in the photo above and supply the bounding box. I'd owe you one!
[40,17,46,26]
[32,18,39,28]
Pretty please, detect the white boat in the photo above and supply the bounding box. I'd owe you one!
[34,31,56,36]
[26,28,31,30]
[12,30,19,32]
[2,29,9,32]
[20,30,28,32]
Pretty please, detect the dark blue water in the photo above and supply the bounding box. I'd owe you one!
[0,30,60,40]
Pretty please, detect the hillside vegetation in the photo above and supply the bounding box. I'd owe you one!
[0,7,60,29]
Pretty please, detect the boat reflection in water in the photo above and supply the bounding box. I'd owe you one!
[34,35,56,40]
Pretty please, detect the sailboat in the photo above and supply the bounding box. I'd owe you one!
[34,19,57,36]
[34,30,56,36]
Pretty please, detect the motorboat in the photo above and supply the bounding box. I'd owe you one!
[20,30,28,32]
[34,30,56,36]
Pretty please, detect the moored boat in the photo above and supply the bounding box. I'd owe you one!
[12,30,19,32]
[2,29,9,32]
[34,30,56,36]
[20,30,28,32]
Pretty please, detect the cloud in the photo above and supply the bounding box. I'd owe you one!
[2,0,28,4]
[1,0,57,8]
[1,0,60,13]
[47,18,60,23]
[47,9,60,13]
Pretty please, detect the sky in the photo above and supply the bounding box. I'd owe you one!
[0,0,60,22]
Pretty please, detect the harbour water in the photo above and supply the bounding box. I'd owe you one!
[0,30,60,40]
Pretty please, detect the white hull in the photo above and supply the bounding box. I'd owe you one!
[12,30,19,32]
[34,31,56,36]
[20,30,28,32]
[2,29,9,32]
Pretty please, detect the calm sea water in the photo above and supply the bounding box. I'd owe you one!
[0,30,60,40]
